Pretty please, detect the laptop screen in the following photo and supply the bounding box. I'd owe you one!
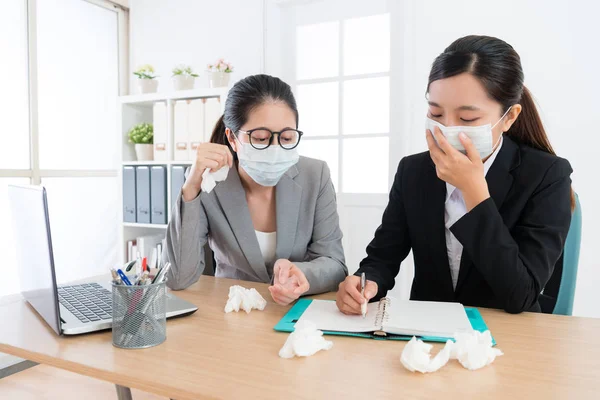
[7,185,62,335]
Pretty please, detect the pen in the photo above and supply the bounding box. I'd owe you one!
[110,268,122,285]
[136,271,149,285]
[117,269,132,286]
[360,272,367,318]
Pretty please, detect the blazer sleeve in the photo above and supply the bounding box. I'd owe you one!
[294,162,348,295]
[355,158,412,300]
[163,192,209,290]
[450,158,573,314]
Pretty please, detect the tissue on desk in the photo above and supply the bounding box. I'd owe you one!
[224,285,267,314]
[279,320,333,359]
[400,337,453,373]
[401,330,502,373]
[451,330,503,370]
[201,166,230,194]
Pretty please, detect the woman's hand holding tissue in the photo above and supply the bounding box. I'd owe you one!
[182,143,233,201]
[336,275,378,315]
[268,259,309,305]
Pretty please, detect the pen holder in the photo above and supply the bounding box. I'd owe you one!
[112,281,167,349]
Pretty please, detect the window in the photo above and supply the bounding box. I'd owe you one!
[0,0,126,297]
[0,0,30,170]
[37,0,120,170]
[295,13,391,194]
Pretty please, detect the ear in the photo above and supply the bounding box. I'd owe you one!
[225,128,238,153]
[500,104,522,132]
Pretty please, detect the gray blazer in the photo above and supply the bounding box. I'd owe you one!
[163,156,348,295]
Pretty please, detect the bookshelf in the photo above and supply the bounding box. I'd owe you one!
[117,87,228,263]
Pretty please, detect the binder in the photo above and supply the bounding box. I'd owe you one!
[204,98,221,140]
[135,166,151,223]
[122,166,137,223]
[150,166,167,224]
[174,100,190,161]
[171,165,186,212]
[188,99,205,156]
[274,299,495,344]
[153,102,168,162]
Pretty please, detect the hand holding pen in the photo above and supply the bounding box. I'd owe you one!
[335,274,378,316]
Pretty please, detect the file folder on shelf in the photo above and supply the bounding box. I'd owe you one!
[174,100,190,161]
[135,166,151,224]
[188,99,205,156]
[153,102,168,162]
[150,166,167,224]
[122,166,137,223]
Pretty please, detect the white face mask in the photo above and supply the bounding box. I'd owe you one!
[234,137,299,187]
[426,106,512,159]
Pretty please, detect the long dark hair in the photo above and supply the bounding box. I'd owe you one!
[209,74,299,154]
[427,35,575,211]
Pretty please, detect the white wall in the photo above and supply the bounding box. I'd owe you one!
[129,0,264,94]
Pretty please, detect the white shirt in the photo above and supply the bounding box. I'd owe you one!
[255,230,277,265]
[445,138,503,290]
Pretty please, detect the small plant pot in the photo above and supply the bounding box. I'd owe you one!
[135,144,154,161]
[172,75,195,91]
[138,79,158,94]
[207,71,230,88]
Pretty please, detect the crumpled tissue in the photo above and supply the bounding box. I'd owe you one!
[279,320,333,359]
[201,166,230,194]
[451,330,504,370]
[400,337,454,373]
[224,285,267,314]
[401,330,503,373]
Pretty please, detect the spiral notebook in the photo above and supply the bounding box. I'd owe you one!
[275,297,492,343]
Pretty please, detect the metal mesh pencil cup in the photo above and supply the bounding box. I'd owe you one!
[112,281,167,349]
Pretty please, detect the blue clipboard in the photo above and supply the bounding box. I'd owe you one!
[274,299,496,345]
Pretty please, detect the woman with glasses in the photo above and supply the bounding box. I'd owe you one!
[163,74,347,305]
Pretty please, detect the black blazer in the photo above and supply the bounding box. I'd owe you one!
[356,136,573,313]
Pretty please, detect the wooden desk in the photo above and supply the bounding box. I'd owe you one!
[1,276,599,399]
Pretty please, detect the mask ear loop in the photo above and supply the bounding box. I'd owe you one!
[491,106,513,130]
[490,106,513,151]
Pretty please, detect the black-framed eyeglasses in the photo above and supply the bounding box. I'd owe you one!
[237,128,303,150]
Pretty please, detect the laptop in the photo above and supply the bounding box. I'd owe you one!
[7,184,198,335]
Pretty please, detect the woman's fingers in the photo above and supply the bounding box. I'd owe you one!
[426,129,444,163]
[269,284,297,305]
[364,281,378,300]
[289,266,310,295]
[432,126,456,156]
[459,132,482,163]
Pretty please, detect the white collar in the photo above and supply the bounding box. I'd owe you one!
[445,136,504,202]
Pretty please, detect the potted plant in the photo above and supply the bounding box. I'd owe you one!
[172,64,198,91]
[128,122,154,161]
[206,59,233,88]
[133,64,158,94]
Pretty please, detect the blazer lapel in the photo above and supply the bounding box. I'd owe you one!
[425,157,455,297]
[214,167,270,282]
[275,164,302,261]
[454,136,521,294]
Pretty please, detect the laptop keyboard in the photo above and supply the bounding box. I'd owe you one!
[58,283,112,323]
